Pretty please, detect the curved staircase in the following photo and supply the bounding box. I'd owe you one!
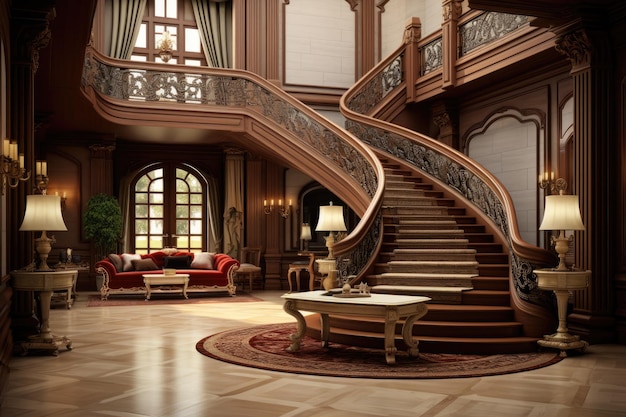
[305,159,540,354]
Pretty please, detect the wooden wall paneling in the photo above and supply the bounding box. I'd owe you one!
[555,24,617,343]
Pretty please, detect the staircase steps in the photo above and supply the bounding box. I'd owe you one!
[305,158,537,354]
[304,316,539,355]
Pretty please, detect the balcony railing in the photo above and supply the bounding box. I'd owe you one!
[81,46,386,282]
[340,11,555,309]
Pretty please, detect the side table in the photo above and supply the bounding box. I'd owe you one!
[10,270,77,355]
[534,268,591,357]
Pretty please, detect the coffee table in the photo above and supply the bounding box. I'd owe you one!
[282,290,431,365]
[142,274,190,300]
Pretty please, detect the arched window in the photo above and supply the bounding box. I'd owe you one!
[132,164,206,254]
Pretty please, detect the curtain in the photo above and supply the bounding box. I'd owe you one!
[118,167,143,253]
[223,152,244,259]
[206,176,223,252]
[105,0,147,59]
[191,0,232,68]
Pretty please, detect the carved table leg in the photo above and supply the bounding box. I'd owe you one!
[283,300,306,352]
[384,307,399,365]
[402,304,428,357]
[319,313,330,348]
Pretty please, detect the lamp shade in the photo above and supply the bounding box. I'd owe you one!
[19,194,68,232]
[315,203,347,232]
[539,194,585,231]
[300,223,312,241]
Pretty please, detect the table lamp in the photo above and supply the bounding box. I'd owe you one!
[300,223,312,250]
[19,194,68,270]
[315,202,346,259]
[539,191,585,271]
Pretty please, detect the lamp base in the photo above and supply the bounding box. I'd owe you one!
[537,334,588,358]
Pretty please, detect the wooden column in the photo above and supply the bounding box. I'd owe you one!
[8,1,55,343]
[352,0,378,79]
[262,161,285,289]
[441,0,462,89]
[554,23,616,343]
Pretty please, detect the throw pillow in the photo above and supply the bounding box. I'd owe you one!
[163,255,191,269]
[131,258,159,271]
[108,253,123,272]
[190,252,215,269]
[121,253,142,271]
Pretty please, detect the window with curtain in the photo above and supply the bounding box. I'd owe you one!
[132,164,207,254]
[131,0,207,66]
[129,0,233,67]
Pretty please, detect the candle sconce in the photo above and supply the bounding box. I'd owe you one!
[263,198,292,218]
[1,138,30,194]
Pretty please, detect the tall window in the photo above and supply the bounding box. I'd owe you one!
[131,0,206,66]
[133,164,206,254]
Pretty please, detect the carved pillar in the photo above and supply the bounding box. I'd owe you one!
[554,24,616,342]
[263,161,285,289]
[403,17,421,103]
[441,0,462,89]
[9,1,55,339]
[350,0,378,78]
[432,101,459,148]
[88,143,115,196]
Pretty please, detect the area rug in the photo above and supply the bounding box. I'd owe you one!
[196,323,563,379]
[87,292,263,307]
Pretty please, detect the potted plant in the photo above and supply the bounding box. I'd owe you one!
[83,194,123,289]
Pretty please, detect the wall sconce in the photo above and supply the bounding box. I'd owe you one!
[55,191,67,210]
[1,138,30,194]
[157,30,174,63]
[315,201,347,259]
[263,199,292,218]
[539,181,585,271]
[35,160,49,194]
[538,171,567,195]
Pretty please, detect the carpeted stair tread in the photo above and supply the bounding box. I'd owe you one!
[371,285,473,293]
[303,316,538,354]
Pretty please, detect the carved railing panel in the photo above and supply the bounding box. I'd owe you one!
[460,12,529,56]
[421,37,443,75]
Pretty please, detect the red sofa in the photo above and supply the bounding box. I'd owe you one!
[95,251,239,300]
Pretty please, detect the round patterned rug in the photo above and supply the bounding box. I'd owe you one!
[196,323,562,379]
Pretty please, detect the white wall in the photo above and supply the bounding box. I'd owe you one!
[468,115,540,245]
[285,0,355,88]
[381,0,441,58]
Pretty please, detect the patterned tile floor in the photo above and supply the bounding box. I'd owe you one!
[2,290,626,416]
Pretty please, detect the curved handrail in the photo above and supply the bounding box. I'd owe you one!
[81,45,386,280]
[340,42,556,308]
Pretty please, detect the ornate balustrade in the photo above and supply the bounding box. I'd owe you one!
[81,45,385,282]
[340,22,555,309]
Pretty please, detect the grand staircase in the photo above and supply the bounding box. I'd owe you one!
[305,159,540,354]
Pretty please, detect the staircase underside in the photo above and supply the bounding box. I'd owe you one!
[306,159,539,354]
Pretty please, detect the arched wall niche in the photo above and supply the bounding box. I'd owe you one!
[464,108,544,245]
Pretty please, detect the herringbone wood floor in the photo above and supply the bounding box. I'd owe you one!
[2,290,625,417]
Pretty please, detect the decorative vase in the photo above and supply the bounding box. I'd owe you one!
[322,270,337,290]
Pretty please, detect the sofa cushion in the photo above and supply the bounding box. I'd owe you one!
[108,253,123,272]
[164,255,191,269]
[191,252,215,269]
[122,253,142,271]
[131,258,159,271]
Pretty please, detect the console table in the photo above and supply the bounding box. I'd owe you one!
[10,270,77,355]
[534,268,591,357]
[282,290,431,364]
